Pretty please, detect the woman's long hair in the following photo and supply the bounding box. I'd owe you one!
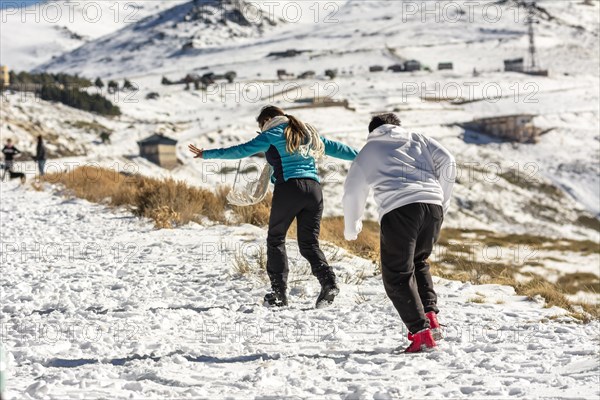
[257,105,324,158]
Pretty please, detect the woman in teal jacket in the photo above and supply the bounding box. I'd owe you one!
[189,105,357,308]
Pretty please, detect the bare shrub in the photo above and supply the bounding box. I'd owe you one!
[232,192,273,226]
[231,246,268,282]
[43,167,225,227]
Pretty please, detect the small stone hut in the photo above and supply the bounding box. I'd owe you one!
[138,134,179,169]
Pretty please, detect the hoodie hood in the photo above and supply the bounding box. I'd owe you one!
[368,124,411,141]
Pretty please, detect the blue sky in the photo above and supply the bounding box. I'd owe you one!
[0,0,41,9]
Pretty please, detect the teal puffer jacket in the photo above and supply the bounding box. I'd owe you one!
[203,123,358,184]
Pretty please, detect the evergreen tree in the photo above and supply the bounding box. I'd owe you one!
[107,80,119,94]
[123,79,136,91]
[38,85,121,116]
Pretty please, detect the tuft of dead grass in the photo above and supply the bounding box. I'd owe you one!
[515,278,598,321]
[232,246,268,282]
[468,297,486,304]
[517,279,572,310]
[231,246,268,282]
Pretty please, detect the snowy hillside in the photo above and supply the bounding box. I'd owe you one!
[35,0,285,77]
[2,183,599,399]
[0,0,188,71]
[37,0,600,77]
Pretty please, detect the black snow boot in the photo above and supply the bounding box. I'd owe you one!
[315,272,339,309]
[264,281,288,307]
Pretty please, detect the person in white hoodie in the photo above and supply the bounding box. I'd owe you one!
[343,113,456,353]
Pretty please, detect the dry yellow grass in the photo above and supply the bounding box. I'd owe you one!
[468,297,486,304]
[44,166,137,207]
[232,192,273,226]
[134,177,226,224]
[43,166,226,227]
[556,272,600,295]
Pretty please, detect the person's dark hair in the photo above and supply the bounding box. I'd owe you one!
[368,113,401,133]
[256,105,285,128]
[37,135,43,143]
[257,105,317,155]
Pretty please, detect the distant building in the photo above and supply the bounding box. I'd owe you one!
[369,65,384,72]
[387,64,404,73]
[138,134,179,169]
[523,69,549,77]
[504,59,548,76]
[297,71,316,80]
[387,60,422,73]
[277,69,294,80]
[267,49,307,58]
[504,58,524,72]
[404,60,422,72]
[0,66,9,87]
[464,114,542,143]
[438,62,454,71]
[290,96,352,110]
[182,41,196,51]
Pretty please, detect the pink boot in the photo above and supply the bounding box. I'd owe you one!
[426,311,442,341]
[405,329,437,353]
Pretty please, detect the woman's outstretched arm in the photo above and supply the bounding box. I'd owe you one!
[191,134,272,160]
[321,137,359,161]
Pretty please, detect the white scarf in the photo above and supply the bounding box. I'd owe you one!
[261,116,325,160]
[261,115,289,132]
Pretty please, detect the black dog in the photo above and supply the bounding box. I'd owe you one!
[1,163,26,183]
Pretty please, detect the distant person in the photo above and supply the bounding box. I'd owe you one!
[35,135,47,176]
[343,113,456,353]
[189,105,358,308]
[2,138,20,179]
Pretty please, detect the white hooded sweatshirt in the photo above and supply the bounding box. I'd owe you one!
[343,125,456,241]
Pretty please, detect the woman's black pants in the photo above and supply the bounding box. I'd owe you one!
[266,179,334,291]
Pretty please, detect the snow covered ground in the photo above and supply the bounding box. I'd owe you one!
[1,182,599,399]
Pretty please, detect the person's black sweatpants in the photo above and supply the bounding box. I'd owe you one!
[266,178,334,290]
[380,202,443,334]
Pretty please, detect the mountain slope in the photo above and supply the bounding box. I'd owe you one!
[0,0,187,71]
[35,0,599,78]
[35,0,283,77]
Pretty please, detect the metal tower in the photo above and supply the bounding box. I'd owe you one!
[526,2,538,70]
